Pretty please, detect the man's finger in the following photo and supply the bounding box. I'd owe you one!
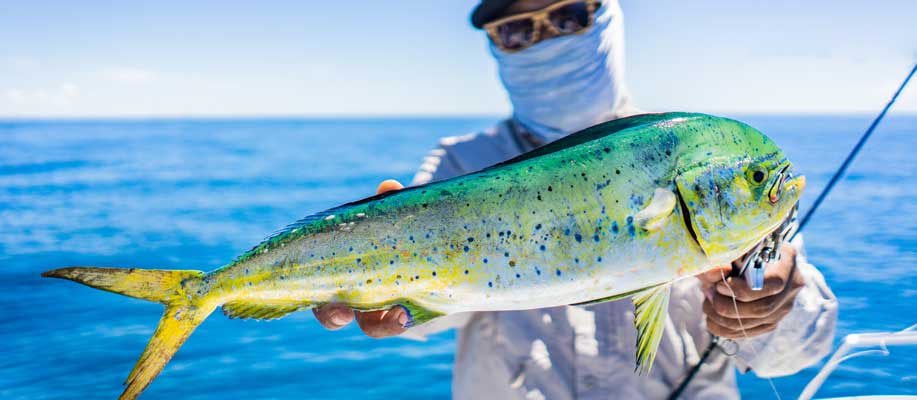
[376,179,404,194]
[313,303,355,330]
[714,273,787,302]
[697,265,733,285]
[354,307,408,339]
[708,289,793,319]
[703,299,793,330]
[714,244,801,301]
[706,316,778,339]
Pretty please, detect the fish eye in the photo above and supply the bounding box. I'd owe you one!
[747,167,768,185]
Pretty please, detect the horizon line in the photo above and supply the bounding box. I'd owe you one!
[2,110,916,122]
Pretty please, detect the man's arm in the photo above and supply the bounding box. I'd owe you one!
[698,236,838,376]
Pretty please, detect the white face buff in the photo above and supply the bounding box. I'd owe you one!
[491,1,628,143]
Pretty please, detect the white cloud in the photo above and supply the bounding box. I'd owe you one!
[4,83,79,107]
[103,66,156,83]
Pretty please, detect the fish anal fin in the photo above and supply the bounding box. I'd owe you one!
[634,188,676,231]
[222,300,307,320]
[632,284,672,375]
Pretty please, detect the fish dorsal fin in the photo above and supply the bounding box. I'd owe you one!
[484,113,702,171]
[632,284,672,375]
[221,300,307,320]
[634,188,676,231]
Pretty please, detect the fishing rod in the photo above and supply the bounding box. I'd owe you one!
[667,62,917,400]
[738,62,917,292]
[794,62,917,236]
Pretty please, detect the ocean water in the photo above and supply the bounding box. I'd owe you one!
[0,115,914,399]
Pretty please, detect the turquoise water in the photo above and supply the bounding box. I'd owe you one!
[1,115,914,399]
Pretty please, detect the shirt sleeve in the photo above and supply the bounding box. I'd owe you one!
[733,234,839,377]
[411,147,466,186]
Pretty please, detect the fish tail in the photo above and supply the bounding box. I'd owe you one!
[42,266,214,400]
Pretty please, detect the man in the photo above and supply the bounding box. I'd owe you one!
[314,0,839,398]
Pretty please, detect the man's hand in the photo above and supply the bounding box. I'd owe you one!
[697,245,805,339]
[311,179,409,339]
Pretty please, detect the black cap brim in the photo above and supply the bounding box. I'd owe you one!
[471,0,516,29]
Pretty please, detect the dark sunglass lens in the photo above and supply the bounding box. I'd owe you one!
[549,2,591,34]
[495,19,536,50]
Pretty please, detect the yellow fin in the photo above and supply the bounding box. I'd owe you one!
[42,266,213,399]
[222,300,307,320]
[121,304,212,399]
[634,188,676,231]
[41,266,203,303]
[632,284,671,375]
[571,283,665,307]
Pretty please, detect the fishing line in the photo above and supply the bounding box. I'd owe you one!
[719,270,783,400]
[667,62,917,400]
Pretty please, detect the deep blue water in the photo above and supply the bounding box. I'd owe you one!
[1,115,914,399]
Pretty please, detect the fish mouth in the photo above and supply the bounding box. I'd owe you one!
[674,187,704,254]
[783,174,806,198]
[769,164,806,204]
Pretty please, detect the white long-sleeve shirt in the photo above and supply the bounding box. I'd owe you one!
[406,119,838,400]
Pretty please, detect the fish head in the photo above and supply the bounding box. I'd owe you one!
[674,125,805,265]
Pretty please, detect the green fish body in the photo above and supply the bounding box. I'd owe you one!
[43,112,805,399]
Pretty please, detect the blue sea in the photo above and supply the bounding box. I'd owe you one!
[1,115,914,399]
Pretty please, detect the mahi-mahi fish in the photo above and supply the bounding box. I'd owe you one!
[43,112,805,399]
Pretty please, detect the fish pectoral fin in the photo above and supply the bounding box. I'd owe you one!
[222,300,307,320]
[571,283,665,307]
[398,300,445,328]
[632,284,672,375]
[634,188,676,231]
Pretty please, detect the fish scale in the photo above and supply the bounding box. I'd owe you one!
[42,112,805,399]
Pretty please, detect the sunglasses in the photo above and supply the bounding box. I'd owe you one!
[484,0,601,52]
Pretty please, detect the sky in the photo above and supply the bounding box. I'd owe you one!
[1,0,915,118]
